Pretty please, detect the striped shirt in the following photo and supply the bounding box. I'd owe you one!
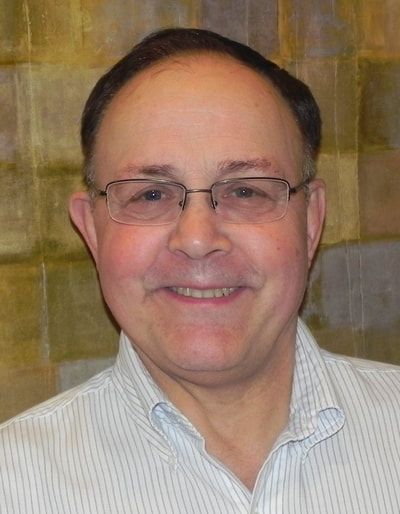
[1,319,400,513]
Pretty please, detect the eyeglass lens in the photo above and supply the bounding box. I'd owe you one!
[105,179,290,225]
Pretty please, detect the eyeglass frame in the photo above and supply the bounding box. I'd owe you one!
[92,176,310,225]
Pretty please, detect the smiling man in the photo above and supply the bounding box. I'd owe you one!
[1,28,400,513]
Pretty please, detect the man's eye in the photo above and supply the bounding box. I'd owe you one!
[227,185,268,200]
[231,187,258,198]
[128,187,169,203]
[141,189,163,201]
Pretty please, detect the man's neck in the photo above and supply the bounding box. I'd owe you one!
[183,366,293,490]
[138,336,296,491]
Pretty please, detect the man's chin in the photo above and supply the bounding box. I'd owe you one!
[134,335,252,384]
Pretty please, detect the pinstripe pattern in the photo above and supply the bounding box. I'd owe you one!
[1,319,400,513]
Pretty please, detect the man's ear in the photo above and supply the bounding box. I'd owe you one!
[69,192,99,264]
[306,179,326,267]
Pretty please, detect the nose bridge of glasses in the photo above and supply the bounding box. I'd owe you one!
[181,187,216,210]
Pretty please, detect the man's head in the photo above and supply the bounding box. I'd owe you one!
[70,28,325,389]
[81,28,321,189]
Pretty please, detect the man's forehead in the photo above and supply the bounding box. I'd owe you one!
[113,51,284,109]
[93,51,304,186]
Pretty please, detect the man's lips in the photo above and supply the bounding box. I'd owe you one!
[168,286,238,299]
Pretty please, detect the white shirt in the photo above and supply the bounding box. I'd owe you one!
[1,320,400,513]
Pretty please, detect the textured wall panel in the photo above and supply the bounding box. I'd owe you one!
[202,0,279,56]
[280,0,356,59]
[359,61,400,150]
[359,150,400,237]
[0,0,399,422]
[0,264,43,366]
[46,260,118,362]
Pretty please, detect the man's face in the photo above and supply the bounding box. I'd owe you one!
[70,54,325,387]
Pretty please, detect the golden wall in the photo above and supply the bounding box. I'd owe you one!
[1,0,399,421]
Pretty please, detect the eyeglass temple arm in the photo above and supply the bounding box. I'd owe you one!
[90,186,107,197]
[288,178,311,197]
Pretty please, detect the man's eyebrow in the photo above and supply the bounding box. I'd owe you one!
[119,159,273,179]
[120,163,178,179]
[217,158,273,176]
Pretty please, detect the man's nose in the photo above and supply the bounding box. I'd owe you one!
[167,195,232,259]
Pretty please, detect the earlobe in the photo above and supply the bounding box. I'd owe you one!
[306,179,326,267]
[69,192,99,263]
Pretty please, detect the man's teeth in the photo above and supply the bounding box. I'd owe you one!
[170,287,236,298]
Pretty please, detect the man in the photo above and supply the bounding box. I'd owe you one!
[1,28,399,513]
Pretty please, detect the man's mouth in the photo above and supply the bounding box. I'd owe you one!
[169,286,237,299]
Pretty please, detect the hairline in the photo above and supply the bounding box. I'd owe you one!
[84,50,317,189]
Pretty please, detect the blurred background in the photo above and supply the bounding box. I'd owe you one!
[0,0,399,422]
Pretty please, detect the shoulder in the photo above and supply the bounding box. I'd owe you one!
[0,366,114,436]
[0,366,123,511]
[323,349,400,377]
[322,350,400,408]
[297,320,400,402]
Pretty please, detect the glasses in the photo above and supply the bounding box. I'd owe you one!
[94,177,309,225]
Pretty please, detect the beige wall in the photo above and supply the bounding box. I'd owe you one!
[0,0,399,421]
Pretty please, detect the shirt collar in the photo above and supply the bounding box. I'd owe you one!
[112,322,345,448]
[112,332,201,441]
[112,331,168,416]
[286,319,345,446]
